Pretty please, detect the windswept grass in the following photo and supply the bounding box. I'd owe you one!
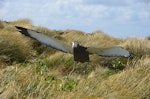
[0,19,150,99]
[0,21,32,64]
[0,57,149,99]
[146,36,150,41]
[123,38,150,58]
[0,20,4,29]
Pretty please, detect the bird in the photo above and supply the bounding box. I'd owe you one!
[15,26,130,63]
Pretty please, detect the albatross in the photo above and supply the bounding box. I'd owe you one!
[15,26,130,63]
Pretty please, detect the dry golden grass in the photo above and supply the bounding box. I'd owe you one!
[123,38,150,57]
[0,20,5,29]
[0,19,150,99]
[0,57,149,99]
[0,21,33,63]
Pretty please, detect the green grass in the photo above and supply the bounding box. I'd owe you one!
[0,19,150,99]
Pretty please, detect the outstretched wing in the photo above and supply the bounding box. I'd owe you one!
[87,46,130,57]
[16,26,73,53]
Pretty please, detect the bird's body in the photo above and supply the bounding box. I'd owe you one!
[72,42,89,63]
[15,26,131,63]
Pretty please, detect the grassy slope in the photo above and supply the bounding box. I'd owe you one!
[0,19,150,99]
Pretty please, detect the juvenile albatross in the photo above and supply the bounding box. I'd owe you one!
[15,26,130,63]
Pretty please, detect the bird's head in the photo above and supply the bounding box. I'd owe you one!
[72,41,79,48]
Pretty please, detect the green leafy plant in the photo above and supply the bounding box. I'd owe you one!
[61,76,77,91]
[110,59,126,70]
[35,61,49,75]
[101,58,128,70]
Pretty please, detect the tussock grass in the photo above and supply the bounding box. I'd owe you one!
[11,18,32,27]
[0,19,150,99]
[123,38,150,57]
[77,58,150,99]
[0,27,32,64]
[146,36,150,40]
[59,30,122,47]
[0,58,149,99]
[0,20,4,29]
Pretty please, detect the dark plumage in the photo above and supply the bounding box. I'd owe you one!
[73,42,89,63]
[16,26,130,63]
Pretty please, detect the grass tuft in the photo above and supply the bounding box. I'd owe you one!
[123,38,150,58]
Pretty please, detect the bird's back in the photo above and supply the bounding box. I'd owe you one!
[73,45,89,63]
